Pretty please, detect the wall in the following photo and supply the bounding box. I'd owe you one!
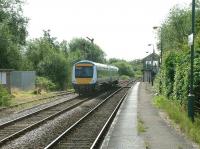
[11,71,36,91]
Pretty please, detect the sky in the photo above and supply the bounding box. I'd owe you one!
[23,0,191,61]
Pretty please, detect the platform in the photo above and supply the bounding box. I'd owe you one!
[100,82,144,149]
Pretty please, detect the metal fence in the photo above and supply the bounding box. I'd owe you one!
[11,71,36,91]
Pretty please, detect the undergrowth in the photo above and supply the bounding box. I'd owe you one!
[0,85,11,106]
[137,117,146,134]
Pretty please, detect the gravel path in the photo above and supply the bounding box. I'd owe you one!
[138,82,199,149]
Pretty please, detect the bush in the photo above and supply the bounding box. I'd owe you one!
[0,85,11,106]
[172,52,189,103]
[120,75,130,80]
[35,77,56,92]
[37,53,68,90]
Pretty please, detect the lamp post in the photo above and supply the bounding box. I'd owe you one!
[188,0,195,122]
[148,44,155,86]
[153,26,163,65]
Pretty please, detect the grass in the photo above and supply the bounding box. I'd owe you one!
[153,95,200,145]
[137,116,146,134]
[11,90,55,105]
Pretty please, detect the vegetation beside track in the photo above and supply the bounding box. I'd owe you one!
[153,95,200,145]
[137,116,146,134]
[0,90,72,112]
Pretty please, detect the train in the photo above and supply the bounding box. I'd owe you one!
[72,60,119,94]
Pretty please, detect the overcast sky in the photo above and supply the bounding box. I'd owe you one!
[23,0,191,61]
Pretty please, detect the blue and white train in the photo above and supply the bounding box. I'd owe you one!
[72,60,119,94]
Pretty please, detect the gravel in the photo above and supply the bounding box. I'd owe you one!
[0,92,111,149]
[0,94,77,125]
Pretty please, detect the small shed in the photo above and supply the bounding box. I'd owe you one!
[0,69,14,93]
[142,53,160,84]
[11,71,36,91]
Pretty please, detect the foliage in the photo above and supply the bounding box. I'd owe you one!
[160,5,191,51]
[37,52,68,89]
[155,2,200,109]
[194,58,200,100]
[172,52,189,103]
[35,77,56,91]
[130,59,143,79]
[26,30,60,69]
[120,75,130,80]
[0,0,27,69]
[109,59,135,77]
[137,117,146,133]
[153,96,200,144]
[0,85,11,106]
[26,30,69,90]
[68,38,106,63]
[155,51,177,98]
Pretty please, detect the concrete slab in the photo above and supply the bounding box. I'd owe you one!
[100,82,145,149]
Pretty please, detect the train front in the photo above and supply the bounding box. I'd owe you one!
[72,61,96,94]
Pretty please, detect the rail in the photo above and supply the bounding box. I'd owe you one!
[44,80,136,149]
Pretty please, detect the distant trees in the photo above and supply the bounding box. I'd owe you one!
[68,38,106,63]
[24,31,107,90]
[0,0,141,91]
[109,58,138,78]
[25,30,69,90]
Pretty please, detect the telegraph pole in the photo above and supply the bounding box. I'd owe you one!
[188,0,195,122]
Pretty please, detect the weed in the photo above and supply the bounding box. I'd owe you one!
[137,117,146,133]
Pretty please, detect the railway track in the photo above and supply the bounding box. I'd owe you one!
[0,95,91,146]
[0,91,74,118]
[44,81,135,149]
[0,80,135,148]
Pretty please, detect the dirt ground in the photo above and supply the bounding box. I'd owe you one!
[138,82,199,149]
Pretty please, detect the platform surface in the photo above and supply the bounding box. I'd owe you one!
[100,82,144,149]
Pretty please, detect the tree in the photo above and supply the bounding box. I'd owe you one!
[26,30,69,89]
[130,59,143,78]
[109,59,134,77]
[68,38,105,63]
[0,0,27,69]
[37,53,68,90]
[159,5,191,52]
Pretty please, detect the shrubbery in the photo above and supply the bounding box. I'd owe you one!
[0,85,11,106]
[35,77,56,92]
[155,51,200,107]
[120,75,130,80]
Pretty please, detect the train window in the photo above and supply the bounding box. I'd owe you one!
[75,66,93,78]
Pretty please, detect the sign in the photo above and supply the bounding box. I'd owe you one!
[188,34,193,46]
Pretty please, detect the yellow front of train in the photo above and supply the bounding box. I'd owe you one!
[72,61,96,94]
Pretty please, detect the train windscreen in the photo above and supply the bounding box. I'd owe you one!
[75,66,93,78]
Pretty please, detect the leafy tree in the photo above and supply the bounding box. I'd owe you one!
[25,30,70,90]
[26,30,60,69]
[160,6,191,52]
[109,59,134,77]
[0,0,27,69]
[155,2,200,109]
[130,59,143,78]
[68,38,105,63]
[37,53,68,89]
